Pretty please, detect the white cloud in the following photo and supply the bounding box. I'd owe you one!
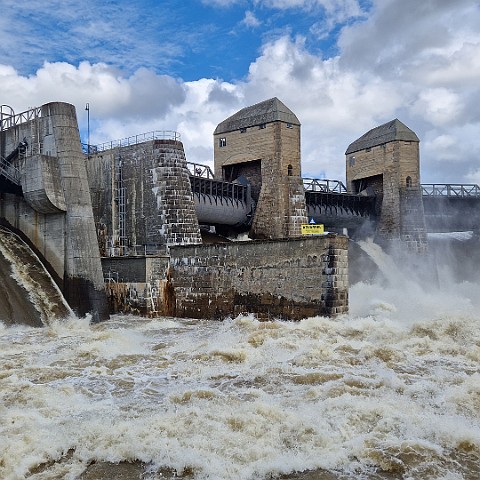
[1,0,480,187]
[241,10,262,28]
[258,0,362,16]
[411,89,463,127]
[241,35,405,178]
[466,168,480,186]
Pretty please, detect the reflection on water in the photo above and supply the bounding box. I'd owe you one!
[2,269,480,480]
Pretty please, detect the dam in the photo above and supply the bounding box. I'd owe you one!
[1,99,477,322]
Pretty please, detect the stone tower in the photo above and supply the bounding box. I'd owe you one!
[214,97,307,239]
[345,119,427,251]
[86,136,202,254]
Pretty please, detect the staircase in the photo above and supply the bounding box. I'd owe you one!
[0,152,21,185]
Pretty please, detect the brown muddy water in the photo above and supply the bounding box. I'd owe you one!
[2,293,480,480]
[2,235,480,479]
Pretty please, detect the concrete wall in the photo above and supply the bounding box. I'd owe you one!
[87,138,201,255]
[170,235,348,320]
[0,102,109,321]
[102,256,172,316]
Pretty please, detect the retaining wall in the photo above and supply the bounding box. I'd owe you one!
[101,235,348,320]
[170,234,348,320]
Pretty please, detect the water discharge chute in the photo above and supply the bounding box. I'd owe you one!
[0,226,72,326]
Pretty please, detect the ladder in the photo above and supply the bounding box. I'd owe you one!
[115,154,127,252]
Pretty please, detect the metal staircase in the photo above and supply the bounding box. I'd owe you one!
[0,139,27,187]
[0,153,21,185]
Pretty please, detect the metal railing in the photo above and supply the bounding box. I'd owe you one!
[187,161,214,179]
[0,155,21,185]
[190,176,248,204]
[303,178,347,194]
[91,130,181,153]
[421,184,480,197]
[0,105,42,130]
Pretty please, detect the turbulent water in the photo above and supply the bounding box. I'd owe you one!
[0,227,71,326]
[2,241,480,479]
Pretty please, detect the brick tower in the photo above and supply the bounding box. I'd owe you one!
[214,97,307,239]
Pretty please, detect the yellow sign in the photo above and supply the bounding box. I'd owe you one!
[301,224,325,235]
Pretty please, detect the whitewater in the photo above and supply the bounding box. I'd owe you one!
[1,244,480,479]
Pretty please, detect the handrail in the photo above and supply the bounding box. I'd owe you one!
[0,105,42,130]
[190,176,248,203]
[91,130,181,153]
[186,161,215,179]
[0,155,21,185]
[303,178,347,194]
[421,184,480,197]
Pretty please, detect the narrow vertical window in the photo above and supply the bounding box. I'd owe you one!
[406,176,412,188]
[287,164,293,176]
[219,138,227,147]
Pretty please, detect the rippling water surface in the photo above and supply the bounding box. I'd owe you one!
[2,267,480,479]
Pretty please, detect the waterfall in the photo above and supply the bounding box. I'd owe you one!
[0,227,72,326]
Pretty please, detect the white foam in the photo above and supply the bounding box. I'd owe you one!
[2,272,480,478]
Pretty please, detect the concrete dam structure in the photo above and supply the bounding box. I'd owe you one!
[0,102,109,323]
[0,100,349,322]
[85,98,349,319]
[2,97,476,322]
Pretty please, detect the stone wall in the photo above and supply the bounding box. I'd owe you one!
[87,139,201,254]
[214,120,307,239]
[170,234,348,320]
[214,121,301,178]
[346,137,427,251]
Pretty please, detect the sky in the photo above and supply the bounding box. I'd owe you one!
[1,0,480,184]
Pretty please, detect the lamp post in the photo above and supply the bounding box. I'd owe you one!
[85,103,90,159]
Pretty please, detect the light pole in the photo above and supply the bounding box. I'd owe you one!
[85,103,90,159]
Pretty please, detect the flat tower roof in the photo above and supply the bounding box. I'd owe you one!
[214,97,300,135]
[345,119,419,155]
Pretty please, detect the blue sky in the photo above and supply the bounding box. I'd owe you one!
[1,0,480,183]
[4,0,367,80]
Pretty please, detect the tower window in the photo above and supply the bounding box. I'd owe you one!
[286,123,293,129]
[287,164,293,176]
[240,128,247,133]
[406,176,412,188]
[259,123,266,129]
[219,137,227,147]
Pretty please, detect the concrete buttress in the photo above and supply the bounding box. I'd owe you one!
[44,103,109,321]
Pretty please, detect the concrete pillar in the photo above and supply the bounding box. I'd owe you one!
[43,102,109,321]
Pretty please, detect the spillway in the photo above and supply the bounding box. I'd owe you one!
[0,226,72,326]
